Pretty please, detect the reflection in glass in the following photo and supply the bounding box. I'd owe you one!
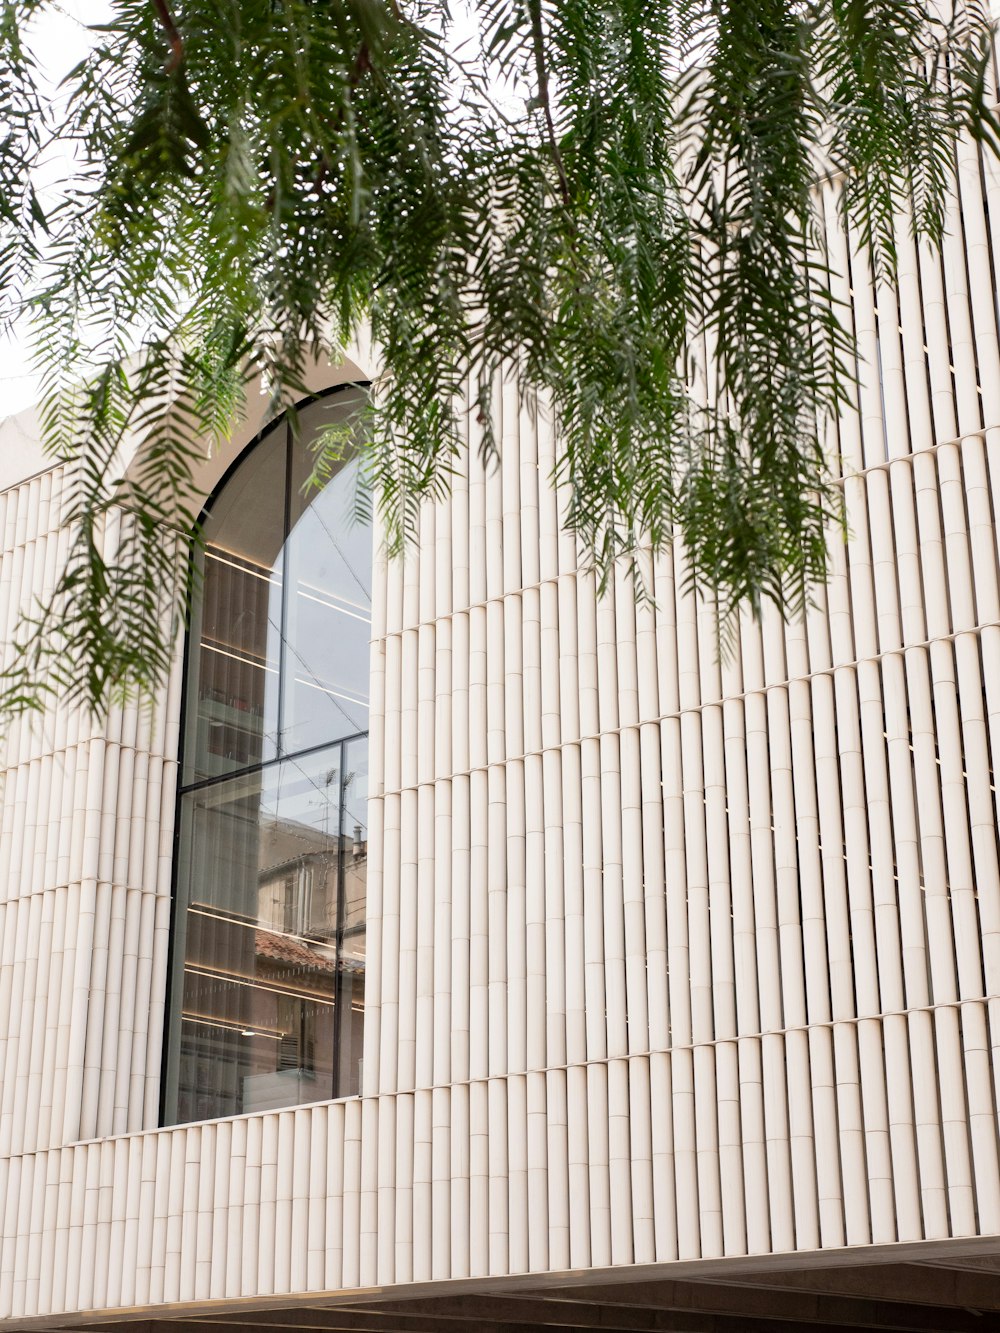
[282,451,371,754]
[337,737,368,1096]
[165,389,371,1126]
[182,392,371,782]
[165,745,368,1123]
[183,432,285,784]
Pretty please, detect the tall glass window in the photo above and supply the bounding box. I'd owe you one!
[163,388,371,1126]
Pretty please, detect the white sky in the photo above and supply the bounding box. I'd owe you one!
[0,0,503,422]
[1,2,108,418]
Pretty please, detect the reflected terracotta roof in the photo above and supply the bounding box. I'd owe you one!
[255,928,337,971]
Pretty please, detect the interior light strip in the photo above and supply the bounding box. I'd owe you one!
[185,963,337,1006]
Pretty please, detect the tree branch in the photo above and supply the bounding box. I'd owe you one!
[151,0,183,73]
[525,0,571,210]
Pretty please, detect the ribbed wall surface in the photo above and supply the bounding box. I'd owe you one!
[1,129,1000,1319]
[0,473,178,1162]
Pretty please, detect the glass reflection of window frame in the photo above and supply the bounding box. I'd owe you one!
[163,384,371,1129]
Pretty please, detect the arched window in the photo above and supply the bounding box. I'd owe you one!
[162,387,371,1126]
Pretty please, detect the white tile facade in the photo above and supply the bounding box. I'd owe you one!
[1,143,1000,1318]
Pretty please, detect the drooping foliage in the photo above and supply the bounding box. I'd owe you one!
[0,0,996,713]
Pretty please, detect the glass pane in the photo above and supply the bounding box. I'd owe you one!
[287,388,368,527]
[165,747,344,1124]
[281,396,372,754]
[169,391,373,1125]
[182,431,286,784]
[337,737,368,1096]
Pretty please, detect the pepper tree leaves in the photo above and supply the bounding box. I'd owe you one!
[0,0,996,714]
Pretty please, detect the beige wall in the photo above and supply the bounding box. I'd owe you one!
[1,141,1000,1319]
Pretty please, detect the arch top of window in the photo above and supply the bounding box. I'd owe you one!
[181,385,372,789]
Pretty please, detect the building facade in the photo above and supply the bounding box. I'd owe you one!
[1,140,1000,1331]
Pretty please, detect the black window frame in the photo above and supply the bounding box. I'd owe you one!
[160,382,371,1127]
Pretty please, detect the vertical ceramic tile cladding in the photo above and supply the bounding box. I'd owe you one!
[0,470,177,1165]
[3,113,1000,1319]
